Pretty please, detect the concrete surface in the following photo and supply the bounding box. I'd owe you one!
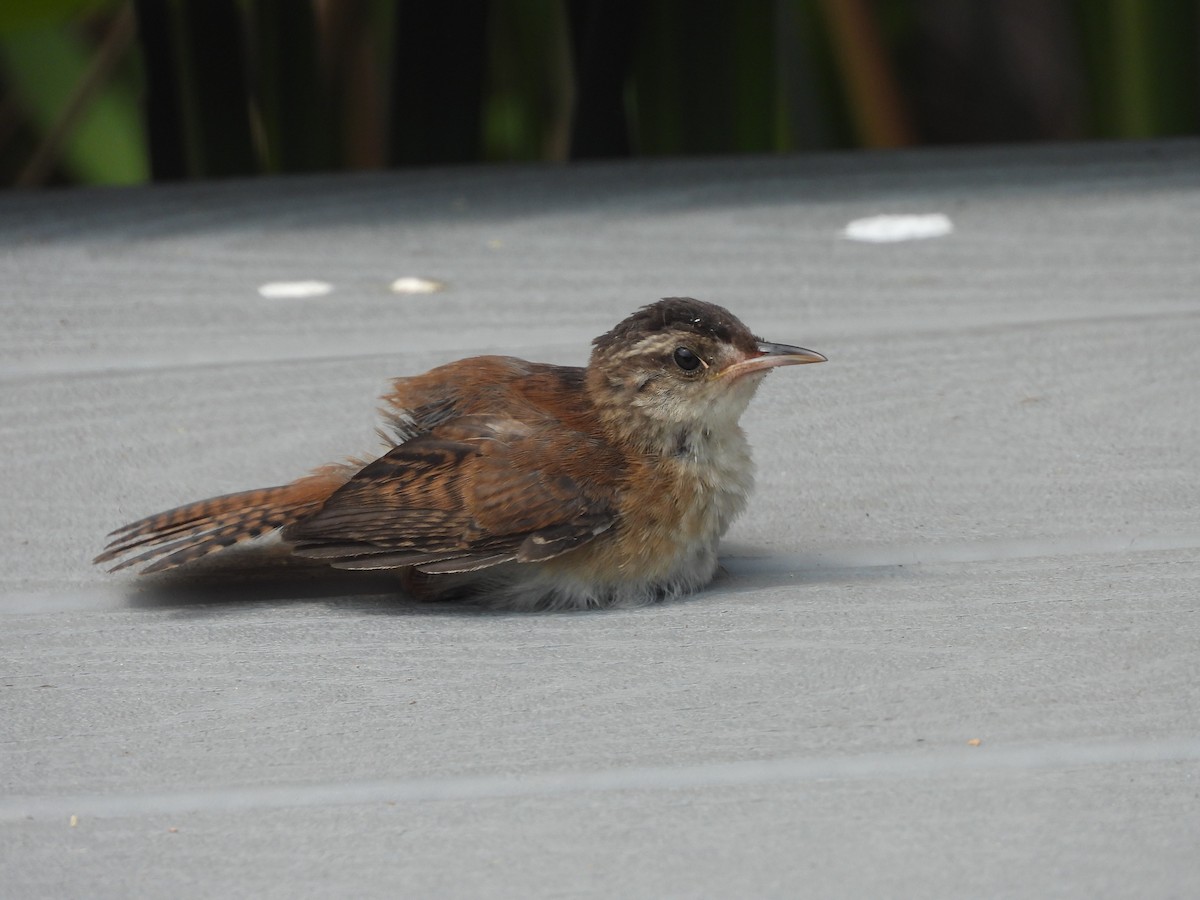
[2,140,1198,898]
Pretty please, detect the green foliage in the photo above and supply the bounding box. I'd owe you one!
[0,0,117,32]
[0,21,147,184]
[484,0,571,161]
[1075,0,1200,138]
[1,0,1198,187]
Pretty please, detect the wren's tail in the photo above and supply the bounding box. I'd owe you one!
[94,467,350,575]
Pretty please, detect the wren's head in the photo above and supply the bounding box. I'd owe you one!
[586,297,825,451]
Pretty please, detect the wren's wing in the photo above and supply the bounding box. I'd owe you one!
[284,415,618,574]
[378,356,561,444]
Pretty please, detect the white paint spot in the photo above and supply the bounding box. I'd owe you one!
[390,276,446,294]
[257,280,333,299]
[842,213,954,243]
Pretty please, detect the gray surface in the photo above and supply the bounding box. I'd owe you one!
[2,140,1199,898]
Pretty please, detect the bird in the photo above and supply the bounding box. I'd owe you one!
[95,297,825,610]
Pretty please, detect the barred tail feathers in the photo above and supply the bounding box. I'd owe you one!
[95,467,350,575]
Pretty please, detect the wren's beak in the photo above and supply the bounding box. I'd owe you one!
[720,340,827,379]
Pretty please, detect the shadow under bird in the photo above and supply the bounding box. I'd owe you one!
[96,298,826,610]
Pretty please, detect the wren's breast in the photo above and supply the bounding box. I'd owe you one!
[593,425,756,590]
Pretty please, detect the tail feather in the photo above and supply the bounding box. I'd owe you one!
[95,468,349,575]
[97,509,244,562]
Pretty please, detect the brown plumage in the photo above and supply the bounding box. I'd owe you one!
[94,468,351,574]
[97,298,825,609]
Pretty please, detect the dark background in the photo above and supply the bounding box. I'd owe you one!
[1,0,1198,188]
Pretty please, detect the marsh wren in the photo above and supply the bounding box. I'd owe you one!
[96,298,825,610]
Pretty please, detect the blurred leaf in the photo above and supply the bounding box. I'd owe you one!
[774,0,854,150]
[483,0,568,162]
[0,24,147,184]
[0,0,119,32]
[252,0,335,173]
[1076,0,1200,138]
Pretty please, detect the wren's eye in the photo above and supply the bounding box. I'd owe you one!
[673,347,703,372]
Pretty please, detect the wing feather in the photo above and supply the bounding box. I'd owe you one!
[283,414,619,570]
